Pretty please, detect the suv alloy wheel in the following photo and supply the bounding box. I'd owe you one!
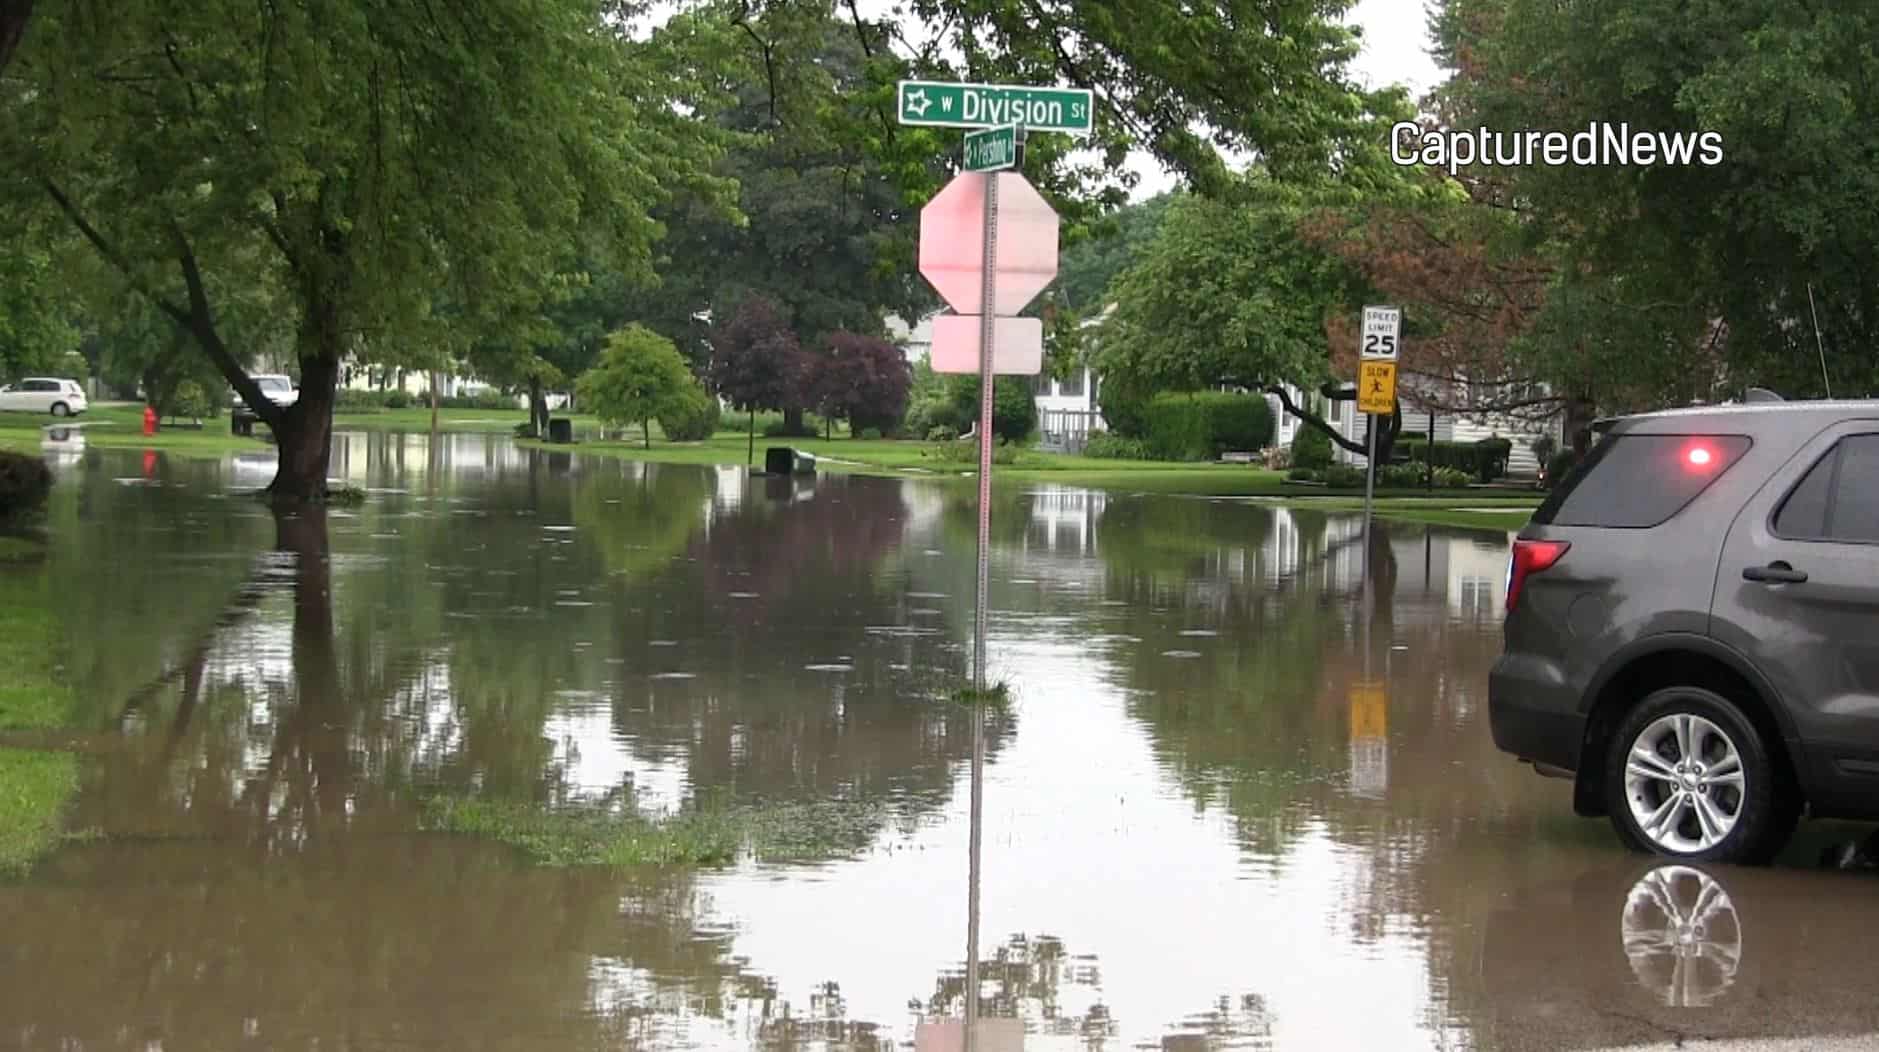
[1605,686,1796,864]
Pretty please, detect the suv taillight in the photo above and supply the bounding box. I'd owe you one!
[1506,539,1570,614]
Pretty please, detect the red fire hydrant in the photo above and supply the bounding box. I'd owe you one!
[142,404,158,436]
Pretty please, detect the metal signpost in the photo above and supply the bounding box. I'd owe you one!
[1358,305,1401,535]
[1358,305,1400,633]
[907,81,1068,1052]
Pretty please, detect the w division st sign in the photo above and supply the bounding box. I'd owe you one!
[897,80,1094,137]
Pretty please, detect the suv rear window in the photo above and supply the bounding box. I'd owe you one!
[1773,434,1879,543]
[1532,434,1751,528]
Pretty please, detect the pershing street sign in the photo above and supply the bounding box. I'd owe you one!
[897,80,1094,136]
[963,125,1018,172]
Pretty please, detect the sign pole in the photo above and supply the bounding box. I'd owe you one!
[1356,304,1400,583]
[1363,410,1377,559]
[964,166,999,1049]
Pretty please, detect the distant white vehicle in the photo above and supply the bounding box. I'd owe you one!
[0,377,88,417]
[246,374,299,408]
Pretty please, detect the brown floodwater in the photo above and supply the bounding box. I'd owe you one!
[5,430,1879,1051]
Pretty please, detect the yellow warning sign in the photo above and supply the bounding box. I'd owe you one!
[1350,681,1388,740]
[1357,360,1397,416]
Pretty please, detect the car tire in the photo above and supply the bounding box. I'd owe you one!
[50,402,69,417]
[1604,686,1795,865]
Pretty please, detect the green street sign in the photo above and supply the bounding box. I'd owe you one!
[897,80,1093,136]
[964,124,1018,172]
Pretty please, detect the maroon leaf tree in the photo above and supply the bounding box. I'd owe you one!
[811,331,913,438]
[708,297,814,464]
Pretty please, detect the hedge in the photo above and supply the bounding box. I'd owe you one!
[657,394,719,441]
[1084,432,1149,460]
[1140,392,1274,462]
[1291,425,1334,470]
[1397,437,1513,483]
[0,452,53,521]
[335,388,514,411]
[1380,463,1474,489]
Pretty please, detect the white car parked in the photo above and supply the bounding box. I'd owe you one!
[234,375,300,413]
[0,377,88,417]
[246,374,299,408]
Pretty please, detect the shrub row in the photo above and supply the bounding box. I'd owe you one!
[1083,432,1150,460]
[658,396,720,441]
[334,388,515,412]
[1287,463,1474,489]
[1396,437,1514,483]
[1379,463,1475,489]
[1137,392,1275,462]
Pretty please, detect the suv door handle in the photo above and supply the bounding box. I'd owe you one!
[1743,562,1808,584]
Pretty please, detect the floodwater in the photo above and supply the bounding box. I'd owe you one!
[5,430,1879,1051]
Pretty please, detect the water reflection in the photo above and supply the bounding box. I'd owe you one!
[1622,865,1742,1008]
[12,432,1879,1050]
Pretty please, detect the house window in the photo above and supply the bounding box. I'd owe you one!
[1058,368,1085,398]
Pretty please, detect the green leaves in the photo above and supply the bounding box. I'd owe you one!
[1096,186,1362,396]
[575,324,706,438]
[6,0,700,375]
[1436,0,1879,400]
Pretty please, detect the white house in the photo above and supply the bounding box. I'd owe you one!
[888,310,1107,450]
[1266,378,1561,475]
[884,313,934,363]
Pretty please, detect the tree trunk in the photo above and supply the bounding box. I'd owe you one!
[1373,403,1402,466]
[0,0,33,76]
[643,416,651,450]
[269,351,338,501]
[1426,409,1436,491]
[528,376,548,437]
[429,370,439,432]
[747,408,755,466]
[1563,389,1598,456]
[783,406,805,435]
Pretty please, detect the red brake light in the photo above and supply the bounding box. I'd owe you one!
[1686,445,1714,468]
[1507,539,1570,614]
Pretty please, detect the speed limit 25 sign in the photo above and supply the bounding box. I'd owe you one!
[1361,305,1400,361]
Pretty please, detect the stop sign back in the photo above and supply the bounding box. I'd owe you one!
[918,172,1059,316]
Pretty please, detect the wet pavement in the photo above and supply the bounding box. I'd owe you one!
[4,430,1879,1051]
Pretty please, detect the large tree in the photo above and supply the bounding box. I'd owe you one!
[3,0,697,499]
[576,324,705,449]
[708,297,811,463]
[634,3,942,432]
[1095,186,1385,455]
[1432,0,1879,401]
[811,330,912,436]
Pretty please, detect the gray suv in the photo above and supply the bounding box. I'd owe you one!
[1490,401,1879,863]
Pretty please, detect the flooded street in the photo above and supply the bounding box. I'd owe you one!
[6,432,1879,1051]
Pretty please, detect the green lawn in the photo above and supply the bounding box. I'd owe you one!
[3,403,1543,518]
[0,546,80,873]
[546,429,1548,512]
[0,404,274,459]
[331,406,605,433]
[423,795,889,867]
[1272,496,1538,532]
